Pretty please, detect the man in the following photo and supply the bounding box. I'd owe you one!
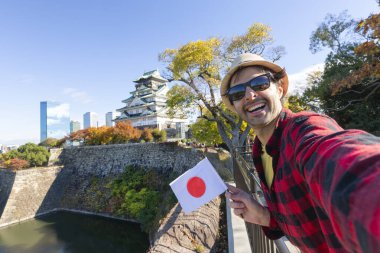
[221,53,380,253]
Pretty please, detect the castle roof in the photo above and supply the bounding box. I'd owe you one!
[133,69,168,83]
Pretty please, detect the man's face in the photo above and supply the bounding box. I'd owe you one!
[231,66,283,129]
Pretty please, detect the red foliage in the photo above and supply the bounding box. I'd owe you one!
[111,121,142,143]
[6,158,30,170]
[66,121,144,145]
[69,129,90,141]
[141,128,153,142]
[331,13,380,94]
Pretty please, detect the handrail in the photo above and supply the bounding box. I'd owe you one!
[233,145,299,253]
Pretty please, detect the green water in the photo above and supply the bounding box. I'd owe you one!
[0,211,149,253]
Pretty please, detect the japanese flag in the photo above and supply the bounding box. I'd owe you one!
[170,157,227,214]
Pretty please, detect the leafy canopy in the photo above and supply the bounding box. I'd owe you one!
[305,10,380,135]
[1,143,50,168]
[160,38,221,81]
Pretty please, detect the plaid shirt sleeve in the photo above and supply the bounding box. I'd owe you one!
[291,114,380,253]
[262,209,284,239]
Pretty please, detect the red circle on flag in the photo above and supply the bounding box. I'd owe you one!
[187,176,206,198]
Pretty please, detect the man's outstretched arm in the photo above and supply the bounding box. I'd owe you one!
[292,115,380,253]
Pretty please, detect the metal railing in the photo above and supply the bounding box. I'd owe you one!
[233,145,299,253]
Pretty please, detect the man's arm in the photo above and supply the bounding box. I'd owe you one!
[292,115,380,253]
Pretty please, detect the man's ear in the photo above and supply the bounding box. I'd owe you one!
[277,84,284,98]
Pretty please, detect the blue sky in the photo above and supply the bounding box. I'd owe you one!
[0,0,378,145]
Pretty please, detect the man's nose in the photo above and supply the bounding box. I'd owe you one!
[244,86,258,100]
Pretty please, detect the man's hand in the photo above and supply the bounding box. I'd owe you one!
[225,184,270,227]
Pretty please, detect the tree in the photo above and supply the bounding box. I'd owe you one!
[160,23,285,152]
[292,70,324,113]
[39,138,59,148]
[151,129,167,142]
[5,158,29,170]
[141,128,153,142]
[17,143,50,167]
[308,10,380,135]
[190,118,223,146]
[166,85,197,118]
[111,121,142,143]
[85,126,113,145]
[285,95,311,113]
[309,11,356,54]
[331,10,380,94]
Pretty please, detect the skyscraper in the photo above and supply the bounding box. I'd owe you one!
[70,120,81,133]
[83,112,98,129]
[40,101,70,142]
[105,111,120,127]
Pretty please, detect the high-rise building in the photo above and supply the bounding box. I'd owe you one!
[40,101,70,142]
[70,120,81,133]
[83,112,98,129]
[115,70,188,138]
[105,111,120,127]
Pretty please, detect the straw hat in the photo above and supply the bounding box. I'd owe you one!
[220,53,288,112]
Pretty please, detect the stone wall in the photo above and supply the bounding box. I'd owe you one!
[59,142,204,176]
[0,143,205,228]
[0,169,16,218]
[0,166,63,227]
[149,199,221,253]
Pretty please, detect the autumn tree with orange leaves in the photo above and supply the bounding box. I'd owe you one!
[66,121,143,145]
[304,8,380,135]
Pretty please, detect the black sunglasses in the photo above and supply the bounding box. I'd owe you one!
[225,73,273,102]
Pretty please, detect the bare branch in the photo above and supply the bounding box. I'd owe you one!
[216,105,237,127]
[199,115,217,122]
[327,81,380,111]
[199,71,217,106]
[336,80,379,96]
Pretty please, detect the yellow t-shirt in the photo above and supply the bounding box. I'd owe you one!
[261,144,274,188]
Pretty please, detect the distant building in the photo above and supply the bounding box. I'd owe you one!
[105,111,120,127]
[40,101,70,142]
[83,112,98,129]
[70,120,81,133]
[0,144,19,154]
[7,145,18,151]
[115,70,188,138]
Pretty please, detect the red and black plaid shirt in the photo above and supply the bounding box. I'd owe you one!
[253,109,380,253]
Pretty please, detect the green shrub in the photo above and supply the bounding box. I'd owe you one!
[17,143,50,167]
[39,138,59,148]
[109,165,176,234]
[1,143,50,168]
[1,149,20,161]
[152,129,167,142]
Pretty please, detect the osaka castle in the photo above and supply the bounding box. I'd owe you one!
[114,70,188,138]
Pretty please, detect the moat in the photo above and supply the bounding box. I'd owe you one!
[0,211,149,253]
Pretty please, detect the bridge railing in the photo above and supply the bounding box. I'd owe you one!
[232,145,299,253]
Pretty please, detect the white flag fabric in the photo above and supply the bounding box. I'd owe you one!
[170,157,227,214]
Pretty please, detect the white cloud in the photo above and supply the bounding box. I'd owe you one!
[47,118,61,125]
[288,63,324,95]
[63,87,92,104]
[47,103,70,118]
[47,129,69,139]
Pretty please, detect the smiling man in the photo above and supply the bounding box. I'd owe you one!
[221,53,380,253]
